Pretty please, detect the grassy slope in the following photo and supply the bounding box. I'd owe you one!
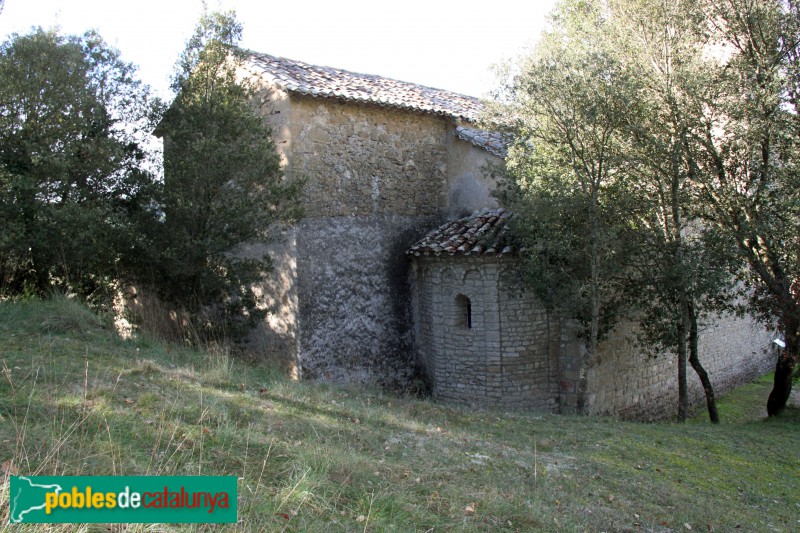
[0,298,798,532]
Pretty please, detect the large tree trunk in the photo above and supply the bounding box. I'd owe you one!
[577,188,602,416]
[767,317,798,416]
[688,303,719,423]
[577,293,600,415]
[671,144,689,423]
[767,354,794,416]
[676,302,689,422]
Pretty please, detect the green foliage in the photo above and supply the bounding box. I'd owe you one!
[698,0,800,316]
[141,8,302,341]
[494,0,800,415]
[685,0,800,414]
[502,182,636,340]
[490,0,646,412]
[629,230,741,355]
[0,28,157,305]
[596,0,741,358]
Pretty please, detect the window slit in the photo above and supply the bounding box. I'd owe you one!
[456,294,472,329]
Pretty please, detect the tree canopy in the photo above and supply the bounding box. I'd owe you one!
[0,28,157,303]
[490,0,642,414]
[0,8,303,346]
[144,8,303,341]
[493,0,800,417]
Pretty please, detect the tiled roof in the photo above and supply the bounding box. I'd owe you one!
[407,208,514,257]
[454,126,510,158]
[244,52,484,121]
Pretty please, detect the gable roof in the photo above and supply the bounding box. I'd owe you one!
[244,52,484,122]
[407,208,514,257]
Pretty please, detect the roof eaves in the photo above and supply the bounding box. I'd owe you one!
[407,208,515,258]
[244,51,484,122]
[454,126,510,158]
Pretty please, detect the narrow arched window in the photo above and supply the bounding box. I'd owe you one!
[455,294,472,329]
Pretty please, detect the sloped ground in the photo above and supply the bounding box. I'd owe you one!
[1,297,798,532]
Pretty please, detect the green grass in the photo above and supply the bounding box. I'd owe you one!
[1,297,799,531]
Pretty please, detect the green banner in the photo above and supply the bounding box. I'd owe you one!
[9,476,237,524]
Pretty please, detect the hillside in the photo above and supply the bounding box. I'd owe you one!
[1,298,798,531]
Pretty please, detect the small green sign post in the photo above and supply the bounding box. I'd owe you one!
[9,476,237,524]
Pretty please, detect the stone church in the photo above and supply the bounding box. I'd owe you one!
[231,51,773,419]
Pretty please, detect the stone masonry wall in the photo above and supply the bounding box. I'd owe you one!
[243,228,300,378]
[246,79,776,411]
[242,84,301,374]
[289,96,449,217]
[412,256,559,410]
[295,215,435,385]
[413,255,774,418]
[260,95,453,385]
[587,316,776,420]
[497,273,561,410]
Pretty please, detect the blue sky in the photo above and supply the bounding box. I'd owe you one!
[0,0,558,100]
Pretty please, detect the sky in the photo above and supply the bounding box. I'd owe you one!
[0,0,558,101]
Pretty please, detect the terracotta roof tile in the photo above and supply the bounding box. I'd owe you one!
[407,208,514,257]
[245,52,484,121]
[454,126,510,158]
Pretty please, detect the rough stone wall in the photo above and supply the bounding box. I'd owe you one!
[412,255,560,410]
[288,96,449,217]
[233,85,303,374]
[587,316,776,420]
[412,254,774,418]
[250,92,454,385]
[497,274,561,410]
[555,320,585,414]
[244,76,776,415]
[294,215,435,385]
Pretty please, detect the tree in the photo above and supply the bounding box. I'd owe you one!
[622,222,738,423]
[489,0,641,414]
[493,0,789,421]
[590,0,800,419]
[0,28,156,303]
[689,0,800,416]
[603,0,735,422]
[147,8,302,341]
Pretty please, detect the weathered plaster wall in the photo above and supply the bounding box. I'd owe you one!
[236,85,301,374]
[243,228,299,377]
[587,316,776,420]
[445,135,503,218]
[412,256,560,410]
[249,73,293,172]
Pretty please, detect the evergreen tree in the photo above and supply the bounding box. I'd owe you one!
[147,8,302,341]
[689,0,800,415]
[0,28,156,303]
[489,0,641,414]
